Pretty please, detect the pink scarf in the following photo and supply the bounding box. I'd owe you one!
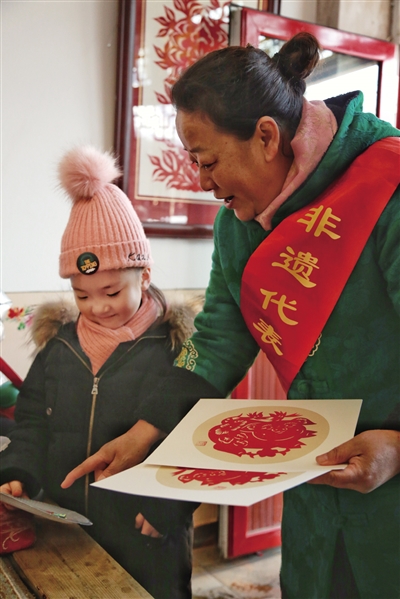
[255,99,338,231]
[77,292,161,375]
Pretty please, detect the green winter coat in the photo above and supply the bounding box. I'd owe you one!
[140,91,400,598]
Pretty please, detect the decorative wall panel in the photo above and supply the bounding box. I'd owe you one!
[116,0,264,237]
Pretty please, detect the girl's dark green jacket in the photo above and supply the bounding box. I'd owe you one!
[0,301,199,599]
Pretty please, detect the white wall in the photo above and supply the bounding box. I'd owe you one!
[2,1,118,293]
[281,0,316,22]
[2,0,319,295]
[1,0,321,295]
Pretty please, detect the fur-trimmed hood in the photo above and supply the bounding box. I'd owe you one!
[30,296,203,353]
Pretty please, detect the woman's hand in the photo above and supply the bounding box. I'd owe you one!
[135,512,163,538]
[0,480,29,510]
[309,429,400,493]
[61,420,166,488]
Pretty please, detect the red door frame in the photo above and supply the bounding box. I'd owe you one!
[228,497,282,558]
[228,352,286,558]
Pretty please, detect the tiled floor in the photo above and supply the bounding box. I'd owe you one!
[192,543,282,599]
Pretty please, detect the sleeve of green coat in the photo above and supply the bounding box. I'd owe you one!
[135,209,261,432]
[375,190,400,431]
[375,190,400,316]
[177,212,261,394]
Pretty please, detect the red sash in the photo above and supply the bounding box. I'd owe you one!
[240,137,400,394]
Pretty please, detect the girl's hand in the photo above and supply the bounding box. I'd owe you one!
[135,512,163,538]
[0,481,29,510]
[309,429,400,493]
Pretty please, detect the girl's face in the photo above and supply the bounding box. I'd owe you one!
[71,268,151,329]
[176,110,292,222]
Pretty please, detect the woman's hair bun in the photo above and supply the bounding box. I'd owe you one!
[58,145,121,203]
[274,32,320,81]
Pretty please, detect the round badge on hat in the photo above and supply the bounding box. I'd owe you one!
[77,252,99,275]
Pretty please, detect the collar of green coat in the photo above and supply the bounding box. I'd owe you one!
[270,91,400,228]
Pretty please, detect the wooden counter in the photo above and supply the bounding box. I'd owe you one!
[0,516,153,599]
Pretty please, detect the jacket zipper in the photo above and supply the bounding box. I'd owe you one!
[56,334,166,515]
[84,376,100,514]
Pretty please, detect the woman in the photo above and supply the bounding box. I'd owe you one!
[63,34,400,598]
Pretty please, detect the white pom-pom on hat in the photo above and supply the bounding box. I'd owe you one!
[58,145,121,202]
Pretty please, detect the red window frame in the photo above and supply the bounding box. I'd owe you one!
[230,5,398,126]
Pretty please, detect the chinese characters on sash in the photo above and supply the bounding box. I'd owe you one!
[240,138,400,393]
[254,205,341,357]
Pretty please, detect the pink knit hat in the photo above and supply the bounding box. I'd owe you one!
[58,146,152,278]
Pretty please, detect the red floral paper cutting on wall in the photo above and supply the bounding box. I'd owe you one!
[149,0,229,192]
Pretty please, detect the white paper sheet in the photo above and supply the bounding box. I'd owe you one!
[92,463,323,507]
[0,493,92,525]
[92,398,362,506]
[145,399,362,472]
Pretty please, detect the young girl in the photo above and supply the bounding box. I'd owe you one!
[0,146,197,599]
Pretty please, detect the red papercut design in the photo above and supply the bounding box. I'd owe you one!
[153,0,229,101]
[149,0,229,191]
[149,141,203,192]
[173,468,286,486]
[208,410,317,458]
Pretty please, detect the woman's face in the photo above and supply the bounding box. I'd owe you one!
[176,110,291,221]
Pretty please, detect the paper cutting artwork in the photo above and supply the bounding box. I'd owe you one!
[92,463,322,507]
[156,467,296,491]
[193,406,329,465]
[145,399,362,472]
